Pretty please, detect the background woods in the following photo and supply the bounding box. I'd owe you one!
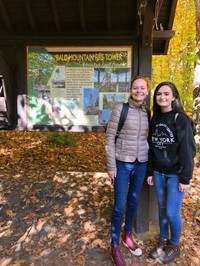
[193,0,200,164]
[152,0,200,164]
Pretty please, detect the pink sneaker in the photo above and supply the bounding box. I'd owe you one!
[111,245,127,266]
[122,232,142,256]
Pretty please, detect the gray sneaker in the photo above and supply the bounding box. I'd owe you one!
[160,241,180,264]
[149,237,167,259]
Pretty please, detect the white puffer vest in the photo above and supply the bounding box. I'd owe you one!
[105,97,149,172]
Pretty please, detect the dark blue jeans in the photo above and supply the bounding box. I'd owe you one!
[111,160,147,246]
[153,171,185,244]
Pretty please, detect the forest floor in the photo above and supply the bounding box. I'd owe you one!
[0,131,199,266]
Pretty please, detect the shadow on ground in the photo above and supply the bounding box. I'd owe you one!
[0,171,199,266]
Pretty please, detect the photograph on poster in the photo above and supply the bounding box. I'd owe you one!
[32,69,51,101]
[102,92,129,110]
[83,88,99,115]
[98,109,112,125]
[84,115,99,126]
[94,67,131,93]
[51,66,66,88]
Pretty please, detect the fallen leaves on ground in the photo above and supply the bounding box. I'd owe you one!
[0,131,199,265]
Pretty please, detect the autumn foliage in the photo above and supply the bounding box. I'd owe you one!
[0,131,199,265]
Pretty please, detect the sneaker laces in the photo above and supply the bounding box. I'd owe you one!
[157,238,167,249]
[164,243,178,256]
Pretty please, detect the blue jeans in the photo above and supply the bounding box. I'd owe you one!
[111,160,147,246]
[153,171,185,244]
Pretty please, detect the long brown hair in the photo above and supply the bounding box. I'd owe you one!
[153,81,187,116]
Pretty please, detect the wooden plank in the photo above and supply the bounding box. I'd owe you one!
[78,0,86,31]
[135,41,153,233]
[24,0,37,31]
[134,181,150,233]
[106,0,111,30]
[0,0,13,31]
[50,0,61,31]
[141,0,156,47]
[153,30,175,40]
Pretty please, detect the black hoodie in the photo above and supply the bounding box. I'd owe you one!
[147,110,196,184]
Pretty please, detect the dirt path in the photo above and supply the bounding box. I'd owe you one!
[0,170,199,266]
[0,131,199,265]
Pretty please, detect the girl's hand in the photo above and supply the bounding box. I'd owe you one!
[147,176,154,186]
[108,171,117,184]
[179,183,190,193]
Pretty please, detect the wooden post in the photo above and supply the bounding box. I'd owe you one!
[134,0,158,233]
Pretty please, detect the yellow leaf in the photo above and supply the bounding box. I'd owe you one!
[6,210,15,217]
[75,255,86,265]
[13,259,26,265]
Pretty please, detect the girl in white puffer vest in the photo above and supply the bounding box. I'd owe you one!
[105,76,151,266]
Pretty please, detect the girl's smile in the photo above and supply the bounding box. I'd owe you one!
[130,78,148,104]
[156,85,175,112]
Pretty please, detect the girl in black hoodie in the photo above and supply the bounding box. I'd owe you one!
[147,81,196,264]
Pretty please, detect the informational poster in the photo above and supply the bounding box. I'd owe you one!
[23,46,132,130]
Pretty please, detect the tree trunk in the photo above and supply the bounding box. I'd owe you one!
[193,0,200,165]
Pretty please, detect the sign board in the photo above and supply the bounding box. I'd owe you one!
[20,46,132,130]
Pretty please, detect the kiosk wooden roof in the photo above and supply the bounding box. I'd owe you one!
[0,0,177,55]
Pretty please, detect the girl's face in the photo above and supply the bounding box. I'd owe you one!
[130,78,148,104]
[156,85,175,112]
